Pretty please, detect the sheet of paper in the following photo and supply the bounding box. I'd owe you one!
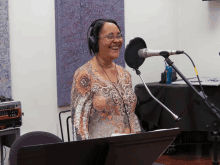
[111,133,131,137]
[171,77,220,86]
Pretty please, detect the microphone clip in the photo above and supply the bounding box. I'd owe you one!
[159,52,170,58]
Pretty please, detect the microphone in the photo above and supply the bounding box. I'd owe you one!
[124,37,181,121]
[138,48,184,58]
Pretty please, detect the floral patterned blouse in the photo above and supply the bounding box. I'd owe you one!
[71,60,141,141]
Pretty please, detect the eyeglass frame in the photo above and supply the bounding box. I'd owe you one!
[98,33,124,40]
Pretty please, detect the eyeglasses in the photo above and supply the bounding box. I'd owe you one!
[99,33,124,40]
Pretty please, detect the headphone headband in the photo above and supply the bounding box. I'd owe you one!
[87,19,104,39]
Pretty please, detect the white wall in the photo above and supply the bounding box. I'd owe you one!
[125,0,180,87]
[8,0,220,141]
[177,0,220,78]
[125,0,220,87]
[9,0,60,136]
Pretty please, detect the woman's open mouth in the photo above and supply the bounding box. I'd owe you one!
[110,46,120,50]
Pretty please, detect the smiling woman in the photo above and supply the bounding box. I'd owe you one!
[70,19,142,141]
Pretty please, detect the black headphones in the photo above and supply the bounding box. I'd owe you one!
[87,19,105,55]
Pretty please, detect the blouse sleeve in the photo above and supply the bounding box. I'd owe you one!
[70,69,93,141]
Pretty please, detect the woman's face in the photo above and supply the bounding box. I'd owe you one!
[97,22,123,61]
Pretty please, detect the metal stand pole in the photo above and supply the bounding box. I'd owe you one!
[212,120,220,165]
[213,131,219,165]
[160,53,220,164]
[134,69,180,121]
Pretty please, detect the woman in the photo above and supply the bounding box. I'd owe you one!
[71,19,141,141]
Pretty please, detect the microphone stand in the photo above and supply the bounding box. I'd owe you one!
[134,69,181,121]
[160,53,220,165]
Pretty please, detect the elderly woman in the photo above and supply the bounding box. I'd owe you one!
[71,19,141,141]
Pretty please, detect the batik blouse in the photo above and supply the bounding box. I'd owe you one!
[71,60,141,141]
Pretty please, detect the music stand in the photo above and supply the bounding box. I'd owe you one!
[17,127,181,165]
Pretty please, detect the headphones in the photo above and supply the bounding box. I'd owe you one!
[87,19,105,55]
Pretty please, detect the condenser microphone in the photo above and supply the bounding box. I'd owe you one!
[138,48,184,58]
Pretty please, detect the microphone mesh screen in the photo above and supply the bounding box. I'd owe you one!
[124,37,146,69]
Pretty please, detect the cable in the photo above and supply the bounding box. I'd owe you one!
[183,52,218,111]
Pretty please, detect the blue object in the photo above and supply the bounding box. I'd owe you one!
[166,66,173,84]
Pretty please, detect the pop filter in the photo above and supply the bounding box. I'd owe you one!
[124,37,147,69]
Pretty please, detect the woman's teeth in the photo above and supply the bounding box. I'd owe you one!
[110,47,119,50]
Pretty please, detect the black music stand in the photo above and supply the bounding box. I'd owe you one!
[17,128,181,165]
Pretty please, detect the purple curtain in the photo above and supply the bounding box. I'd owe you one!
[0,0,12,99]
[55,0,125,107]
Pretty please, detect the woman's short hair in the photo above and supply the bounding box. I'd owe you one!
[87,19,121,55]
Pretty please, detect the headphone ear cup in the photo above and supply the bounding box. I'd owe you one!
[88,36,95,54]
[89,36,95,44]
[95,38,99,53]
[87,19,105,55]
[89,36,98,54]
